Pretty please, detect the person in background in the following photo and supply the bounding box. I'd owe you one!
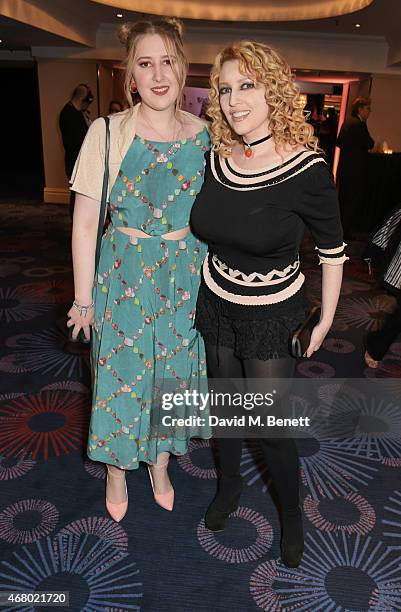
[319,107,338,168]
[305,93,325,138]
[365,301,401,368]
[364,206,401,368]
[336,96,374,240]
[59,84,94,219]
[109,99,123,114]
[199,98,210,121]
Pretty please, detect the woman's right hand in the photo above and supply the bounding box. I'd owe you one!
[66,303,94,342]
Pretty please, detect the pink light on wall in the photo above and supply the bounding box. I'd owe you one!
[296,75,353,85]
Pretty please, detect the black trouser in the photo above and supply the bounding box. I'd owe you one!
[205,343,300,511]
[366,298,401,361]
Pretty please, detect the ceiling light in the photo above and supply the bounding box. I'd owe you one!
[116,13,123,18]
[355,23,361,28]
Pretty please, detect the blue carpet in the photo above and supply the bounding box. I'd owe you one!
[0,203,400,611]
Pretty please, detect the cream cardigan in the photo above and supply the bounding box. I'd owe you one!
[70,103,207,202]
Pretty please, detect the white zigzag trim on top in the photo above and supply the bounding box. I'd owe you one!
[211,255,300,286]
[203,254,305,305]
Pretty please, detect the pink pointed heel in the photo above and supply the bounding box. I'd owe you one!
[147,460,175,511]
[106,466,128,522]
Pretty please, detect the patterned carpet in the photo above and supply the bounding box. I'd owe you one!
[0,202,400,612]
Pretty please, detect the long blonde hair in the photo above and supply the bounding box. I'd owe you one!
[208,40,319,157]
[118,18,188,112]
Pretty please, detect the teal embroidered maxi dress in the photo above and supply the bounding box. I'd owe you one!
[88,127,211,469]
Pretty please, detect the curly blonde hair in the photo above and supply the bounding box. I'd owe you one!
[208,40,319,157]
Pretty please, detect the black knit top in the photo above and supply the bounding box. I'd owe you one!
[190,148,347,313]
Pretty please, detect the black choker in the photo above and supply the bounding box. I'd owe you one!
[243,133,272,158]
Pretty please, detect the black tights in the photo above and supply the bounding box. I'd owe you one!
[205,343,300,511]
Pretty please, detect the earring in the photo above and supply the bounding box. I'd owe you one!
[130,82,137,93]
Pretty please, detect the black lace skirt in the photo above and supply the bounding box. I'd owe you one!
[195,278,310,360]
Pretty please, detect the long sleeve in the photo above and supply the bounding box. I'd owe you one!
[59,105,89,177]
[59,106,86,155]
[336,117,374,152]
[297,161,348,265]
[362,122,375,150]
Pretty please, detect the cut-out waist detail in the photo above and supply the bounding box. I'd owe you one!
[116,226,190,241]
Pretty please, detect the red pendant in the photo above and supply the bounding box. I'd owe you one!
[245,148,253,158]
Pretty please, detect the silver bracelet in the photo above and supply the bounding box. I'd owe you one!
[73,300,94,317]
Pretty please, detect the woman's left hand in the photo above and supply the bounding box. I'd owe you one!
[305,321,331,358]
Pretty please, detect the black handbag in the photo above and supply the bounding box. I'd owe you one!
[290,306,321,358]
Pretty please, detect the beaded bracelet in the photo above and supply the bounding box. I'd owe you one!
[73,300,94,317]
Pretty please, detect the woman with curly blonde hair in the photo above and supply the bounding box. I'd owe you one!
[190,41,347,567]
[207,42,319,157]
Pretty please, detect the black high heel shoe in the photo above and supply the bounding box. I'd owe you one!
[363,335,380,369]
[205,475,244,531]
[280,506,304,568]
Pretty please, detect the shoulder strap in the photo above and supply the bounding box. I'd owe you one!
[95,116,110,271]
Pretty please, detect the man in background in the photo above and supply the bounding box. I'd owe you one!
[109,99,123,114]
[59,84,94,218]
[336,96,374,240]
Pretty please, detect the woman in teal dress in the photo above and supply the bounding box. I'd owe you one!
[67,18,210,521]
